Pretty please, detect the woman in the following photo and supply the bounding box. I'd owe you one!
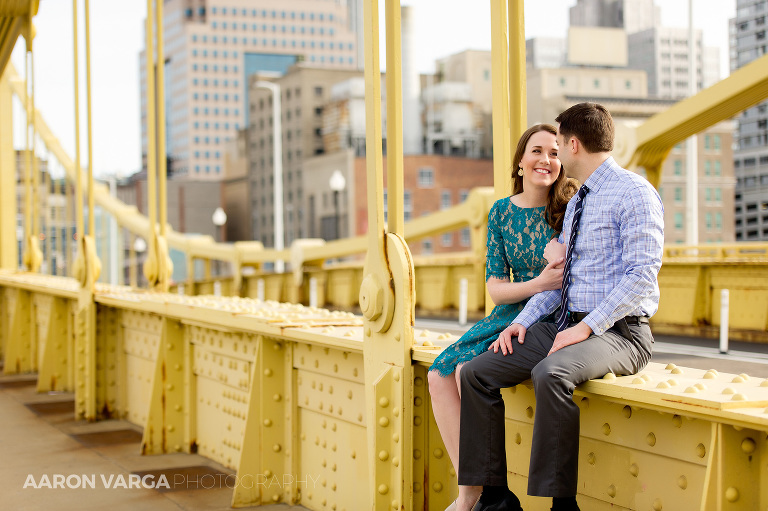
[428,124,576,510]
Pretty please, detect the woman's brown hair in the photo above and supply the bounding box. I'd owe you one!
[511,123,578,233]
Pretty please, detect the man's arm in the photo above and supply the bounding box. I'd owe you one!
[582,184,664,336]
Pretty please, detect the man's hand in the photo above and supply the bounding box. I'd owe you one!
[548,322,592,355]
[489,323,527,355]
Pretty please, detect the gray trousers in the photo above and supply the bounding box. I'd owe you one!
[458,320,653,497]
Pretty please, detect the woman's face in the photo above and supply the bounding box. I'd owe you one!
[519,131,561,191]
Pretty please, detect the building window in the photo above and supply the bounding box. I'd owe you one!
[674,160,683,176]
[715,212,722,230]
[461,228,470,247]
[674,187,683,203]
[713,134,721,151]
[422,239,433,254]
[441,233,452,247]
[714,161,721,176]
[705,160,711,176]
[704,135,711,150]
[706,212,712,230]
[418,167,434,188]
[674,212,684,230]
[441,190,451,209]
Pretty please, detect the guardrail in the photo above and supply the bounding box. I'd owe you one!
[1,272,767,510]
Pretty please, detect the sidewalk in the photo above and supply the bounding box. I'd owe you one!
[0,374,307,511]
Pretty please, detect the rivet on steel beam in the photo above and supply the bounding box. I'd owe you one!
[264,368,273,377]
[264,419,272,427]
[632,377,645,385]
[607,485,616,498]
[391,500,399,509]
[722,387,735,395]
[657,381,670,389]
[394,372,401,382]
[526,406,534,418]
[514,433,522,445]
[622,406,632,419]
[433,448,444,459]
[331,423,337,432]
[732,393,747,401]
[351,451,356,459]
[652,498,663,510]
[449,467,456,477]
[696,443,706,458]
[174,405,182,412]
[629,464,639,477]
[671,367,683,374]
[694,383,707,391]
[646,433,656,446]
[602,423,611,436]
[603,372,616,381]
[379,450,389,461]
[672,415,682,428]
[348,391,353,399]
[741,437,756,454]
[272,444,281,452]
[413,482,422,493]
[684,386,699,393]
[271,495,280,503]
[321,479,327,487]
[378,484,389,495]
[725,487,739,503]
[738,373,750,381]
[414,416,422,426]
[273,393,282,401]
[587,453,596,465]
[665,363,676,370]
[677,475,688,490]
[379,397,390,408]
[732,376,746,383]
[433,482,443,493]
[580,397,589,409]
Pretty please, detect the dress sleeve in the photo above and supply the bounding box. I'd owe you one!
[485,200,510,282]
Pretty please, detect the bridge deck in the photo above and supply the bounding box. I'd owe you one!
[0,375,308,511]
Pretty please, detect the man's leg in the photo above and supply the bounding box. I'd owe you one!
[527,323,653,497]
[458,322,559,487]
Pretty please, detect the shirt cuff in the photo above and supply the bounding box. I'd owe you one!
[513,311,537,330]
[583,310,611,336]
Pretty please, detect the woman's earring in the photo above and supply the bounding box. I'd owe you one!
[517,167,524,176]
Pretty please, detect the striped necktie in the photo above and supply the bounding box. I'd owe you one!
[556,185,590,331]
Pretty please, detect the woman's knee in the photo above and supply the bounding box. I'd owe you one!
[428,369,457,398]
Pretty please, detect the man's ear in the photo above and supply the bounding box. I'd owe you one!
[569,137,579,154]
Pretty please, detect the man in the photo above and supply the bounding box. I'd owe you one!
[455,103,664,511]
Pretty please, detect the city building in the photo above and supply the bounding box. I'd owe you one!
[242,64,362,245]
[525,37,567,69]
[434,50,493,157]
[730,0,768,240]
[139,0,362,181]
[569,0,660,35]
[422,82,483,158]
[628,27,720,99]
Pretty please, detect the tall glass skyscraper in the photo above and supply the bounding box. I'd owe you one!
[139,0,361,181]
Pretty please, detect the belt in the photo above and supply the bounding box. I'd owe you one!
[567,311,649,326]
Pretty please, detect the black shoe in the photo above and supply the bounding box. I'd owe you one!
[550,496,580,511]
[471,488,523,511]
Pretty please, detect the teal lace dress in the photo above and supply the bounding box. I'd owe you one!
[430,197,556,377]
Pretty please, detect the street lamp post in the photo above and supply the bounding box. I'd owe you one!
[212,206,227,276]
[133,236,147,288]
[329,170,346,240]
[254,80,284,273]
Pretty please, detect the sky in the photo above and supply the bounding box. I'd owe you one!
[10,0,736,179]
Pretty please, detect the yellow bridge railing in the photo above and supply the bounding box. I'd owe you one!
[1,272,767,510]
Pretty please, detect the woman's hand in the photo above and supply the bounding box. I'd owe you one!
[543,239,566,268]
[534,258,565,292]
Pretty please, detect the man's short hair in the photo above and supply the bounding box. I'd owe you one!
[555,102,614,154]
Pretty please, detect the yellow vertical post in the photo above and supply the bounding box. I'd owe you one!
[154,0,171,292]
[64,181,72,276]
[487,0,514,315]
[21,21,41,273]
[0,70,18,269]
[509,0,526,156]
[71,0,101,421]
[144,0,160,290]
[361,0,416,509]
[490,0,513,201]
[129,232,137,288]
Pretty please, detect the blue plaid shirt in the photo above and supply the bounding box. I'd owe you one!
[513,157,665,336]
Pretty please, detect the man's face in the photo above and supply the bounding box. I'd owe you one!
[555,127,574,178]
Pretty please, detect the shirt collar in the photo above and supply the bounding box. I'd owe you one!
[582,156,615,193]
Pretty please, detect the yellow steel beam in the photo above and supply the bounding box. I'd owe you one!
[0,68,17,269]
[619,53,768,186]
